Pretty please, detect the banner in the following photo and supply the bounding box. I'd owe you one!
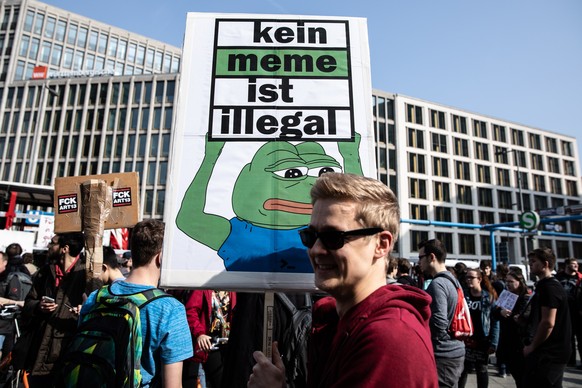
[162,13,376,291]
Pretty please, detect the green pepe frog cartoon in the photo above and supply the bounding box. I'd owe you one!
[176,134,362,273]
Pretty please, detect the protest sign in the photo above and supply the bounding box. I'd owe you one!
[496,290,519,312]
[162,13,376,291]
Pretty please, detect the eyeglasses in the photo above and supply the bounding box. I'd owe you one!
[298,227,384,250]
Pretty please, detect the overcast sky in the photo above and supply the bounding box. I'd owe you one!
[45,0,582,171]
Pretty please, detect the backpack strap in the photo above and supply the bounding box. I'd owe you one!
[98,284,171,308]
[434,272,460,290]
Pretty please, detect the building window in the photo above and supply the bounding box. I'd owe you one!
[435,206,451,222]
[432,133,447,153]
[406,104,423,124]
[528,133,542,150]
[408,153,426,174]
[473,120,487,138]
[517,171,529,190]
[98,33,107,54]
[452,114,467,134]
[108,36,118,57]
[409,178,427,199]
[435,233,453,253]
[478,188,493,207]
[430,109,446,129]
[564,160,575,176]
[432,157,449,177]
[410,204,428,220]
[453,138,469,157]
[533,175,546,191]
[547,157,560,174]
[549,178,562,194]
[561,140,573,156]
[474,142,489,161]
[457,208,474,224]
[407,127,424,148]
[566,181,578,197]
[552,197,564,208]
[497,190,513,209]
[24,10,34,32]
[479,211,494,225]
[88,30,98,50]
[481,236,491,255]
[459,234,476,254]
[530,154,544,170]
[457,185,473,205]
[434,181,450,201]
[545,137,558,153]
[455,161,470,181]
[476,164,491,184]
[511,128,525,146]
[493,124,506,143]
[516,150,527,167]
[67,23,78,45]
[410,230,429,252]
[496,168,510,186]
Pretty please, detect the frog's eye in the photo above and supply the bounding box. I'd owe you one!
[308,166,342,177]
[273,167,308,178]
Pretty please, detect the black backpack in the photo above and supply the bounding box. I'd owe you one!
[276,293,312,388]
[5,271,32,301]
[55,285,170,388]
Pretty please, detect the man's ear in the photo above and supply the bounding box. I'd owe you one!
[154,252,162,268]
[374,231,393,259]
[102,264,108,273]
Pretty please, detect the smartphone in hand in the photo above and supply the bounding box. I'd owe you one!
[42,296,55,303]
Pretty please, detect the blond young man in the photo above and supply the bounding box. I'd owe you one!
[248,173,438,388]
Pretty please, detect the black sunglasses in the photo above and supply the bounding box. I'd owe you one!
[298,227,384,250]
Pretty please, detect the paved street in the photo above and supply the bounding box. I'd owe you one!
[464,363,582,388]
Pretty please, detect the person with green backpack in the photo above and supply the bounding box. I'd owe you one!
[71,219,193,388]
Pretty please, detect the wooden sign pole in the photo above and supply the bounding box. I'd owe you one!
[262,291,275,359]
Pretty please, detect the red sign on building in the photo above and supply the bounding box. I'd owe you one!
[32,66,48,79]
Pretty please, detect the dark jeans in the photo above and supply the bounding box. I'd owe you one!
[523,352,566,388]
[435,356,465,388]
[458,358,488,388]
[182,349,224,388]
[569,316,582,365]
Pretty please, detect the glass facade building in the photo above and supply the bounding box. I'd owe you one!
[1,0,580,262]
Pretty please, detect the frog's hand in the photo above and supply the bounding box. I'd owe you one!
[176,136,230,251]
[338,132,363,175]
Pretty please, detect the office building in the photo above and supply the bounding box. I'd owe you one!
[1,0,580,262]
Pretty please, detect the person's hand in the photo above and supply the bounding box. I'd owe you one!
[39,299,57,313]
[487,346,496,355]
[69,304,82,317]
[247,342,286,388]
[197,334,213,352]
[500,309,512,318]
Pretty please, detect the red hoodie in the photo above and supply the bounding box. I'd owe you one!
[308,284,438,388]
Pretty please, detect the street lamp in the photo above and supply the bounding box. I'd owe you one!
[27,82,60,184]
[495,147,526,263]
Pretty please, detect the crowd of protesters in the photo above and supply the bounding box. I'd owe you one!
[0,179,580,388]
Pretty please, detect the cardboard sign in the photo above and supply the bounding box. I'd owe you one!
[161,13,375,291]
[54,172,140,233]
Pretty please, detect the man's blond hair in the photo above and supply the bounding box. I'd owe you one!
[310,173,400,245]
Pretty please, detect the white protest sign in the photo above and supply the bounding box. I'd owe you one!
[161,13,375,291]
[496,290,519,312]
